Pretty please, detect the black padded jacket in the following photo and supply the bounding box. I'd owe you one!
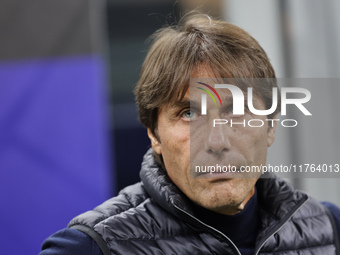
[68,149,339,255]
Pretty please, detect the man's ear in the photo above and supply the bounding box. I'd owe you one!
[147,128,162,154]
[267,115,278,147]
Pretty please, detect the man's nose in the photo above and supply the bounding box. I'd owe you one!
[205,123,231,155]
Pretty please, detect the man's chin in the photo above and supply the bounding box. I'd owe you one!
[194,192,245,215]
[191,182,255,215]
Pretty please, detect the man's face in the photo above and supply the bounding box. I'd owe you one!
[148,66,277,215]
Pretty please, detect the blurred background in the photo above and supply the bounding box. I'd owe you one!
[0,0,339,254]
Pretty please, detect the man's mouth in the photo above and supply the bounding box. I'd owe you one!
[192,168,241,179]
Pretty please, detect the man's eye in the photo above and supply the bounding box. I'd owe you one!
[223,106,243,118]
[182,110,199,121]
[224,106,235,116]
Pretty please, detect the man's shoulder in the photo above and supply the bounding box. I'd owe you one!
[40,228,103,255]
[65,180,196,254]
[40,182,160,255]
[67,181,187,238]
[322,201,340,218]
[322,201,340,237]
[68,182,150,229]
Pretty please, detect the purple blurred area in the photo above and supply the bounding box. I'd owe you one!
[0,55,112,254]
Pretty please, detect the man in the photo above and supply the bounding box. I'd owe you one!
[40,13,340,255]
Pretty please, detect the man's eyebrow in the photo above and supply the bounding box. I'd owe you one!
[171,92,250,108]
[222,95,233,104]
[222,93,248,104]
[171,99,200,109]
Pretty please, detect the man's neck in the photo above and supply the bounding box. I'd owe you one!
[212,186,256,215]
[193,187,260,252]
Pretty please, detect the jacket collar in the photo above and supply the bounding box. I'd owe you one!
[139,148,195,218]
[256,172,308,221]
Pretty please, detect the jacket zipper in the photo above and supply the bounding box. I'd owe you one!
[175,197,308,255]
[173,204,242,255]
[254,198,309,255]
